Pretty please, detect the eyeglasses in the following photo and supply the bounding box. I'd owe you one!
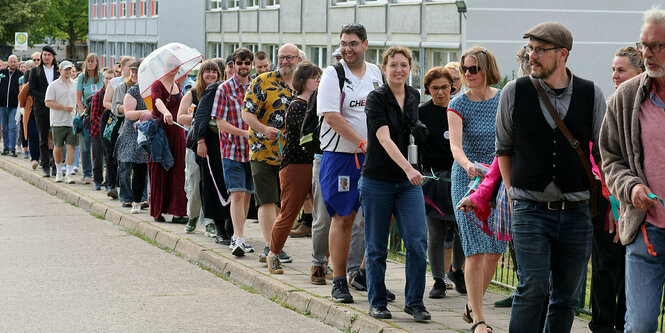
[461,65,481,75]
[278,55,297,62]
[340,41,361,48]
[32,58,40,62]
[235,61,252,66]
[524,45,560,56]
[636,42,665,54]
[429,84,450,92]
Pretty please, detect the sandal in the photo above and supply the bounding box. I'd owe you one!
[470,321,493,333]
[463,303,473,323]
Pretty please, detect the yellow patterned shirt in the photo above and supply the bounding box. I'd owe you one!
[242,70,296,165]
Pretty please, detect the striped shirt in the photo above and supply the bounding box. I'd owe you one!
[211,74,250,162]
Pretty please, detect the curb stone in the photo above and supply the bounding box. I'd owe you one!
[0,157,400,333]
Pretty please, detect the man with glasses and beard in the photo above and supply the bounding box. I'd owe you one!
[495,22,606,332]
[600,7,665,332]
[240,43,300,266]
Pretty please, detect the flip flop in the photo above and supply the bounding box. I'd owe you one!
[463,303,473,323]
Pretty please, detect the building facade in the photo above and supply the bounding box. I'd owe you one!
[87,0,206,68]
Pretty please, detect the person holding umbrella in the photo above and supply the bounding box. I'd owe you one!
[149,54,188,223]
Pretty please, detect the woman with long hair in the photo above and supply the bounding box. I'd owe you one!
[448,46,506,333]
[76,53,102,185]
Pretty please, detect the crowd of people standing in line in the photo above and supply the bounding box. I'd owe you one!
[2,6,665,332]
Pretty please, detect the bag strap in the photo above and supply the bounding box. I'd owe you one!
[529,76,595,184]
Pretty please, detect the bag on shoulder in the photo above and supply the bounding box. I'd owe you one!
[299,62,345,155]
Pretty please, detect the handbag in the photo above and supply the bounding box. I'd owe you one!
[103,113,118,141]
[530,77,603,218]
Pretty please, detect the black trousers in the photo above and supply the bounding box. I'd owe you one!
[91,134,104,184]
[197,129,232,237]
[589,198,626,332]
[34,112,52,170]
[131,163,148,203]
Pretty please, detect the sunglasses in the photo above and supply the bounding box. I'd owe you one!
[235,61,252,66]
[32,58,40,62]
[461,65,480,75]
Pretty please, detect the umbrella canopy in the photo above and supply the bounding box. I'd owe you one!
[138,42,203,98]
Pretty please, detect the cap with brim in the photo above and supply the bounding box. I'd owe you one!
[332,48,342,57]
[226,55,233,64]
[59,60,73,70]
[129,61,140,69]
[42,45,57,56]
[523,22,573,51]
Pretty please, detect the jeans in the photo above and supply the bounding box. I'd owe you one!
[118,161,147,202]
[27,115,39,162]
[509,199,592,333]
[0,107,17,151]
[359,176,427,308]
[311,157,365,275]
[80,134,92,177]
[624,223,665,333]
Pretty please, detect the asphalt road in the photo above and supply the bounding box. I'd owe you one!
[0,169,339,333]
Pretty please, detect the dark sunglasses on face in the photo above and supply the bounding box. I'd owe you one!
[461,65,480,74]
[235,61,252,66]
[32,58,40,62]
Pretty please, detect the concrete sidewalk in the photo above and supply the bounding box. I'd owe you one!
[0,154,590,332]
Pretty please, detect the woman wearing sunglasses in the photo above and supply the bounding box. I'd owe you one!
[447,46,506,333]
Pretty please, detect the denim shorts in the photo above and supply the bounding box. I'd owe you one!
[222,158,254,194]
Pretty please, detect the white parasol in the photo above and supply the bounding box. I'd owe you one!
[138,42,203,98]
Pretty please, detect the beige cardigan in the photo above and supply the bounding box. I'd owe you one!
[599,72,652,245]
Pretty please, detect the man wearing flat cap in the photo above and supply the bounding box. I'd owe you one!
[495,22,606,332]
[29,45,59,177]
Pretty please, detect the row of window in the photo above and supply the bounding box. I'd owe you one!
[91,0,158,19]
[208,42,458,92]
[209,0,279,10]
[89,40,157,67]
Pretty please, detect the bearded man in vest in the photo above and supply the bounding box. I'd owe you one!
[495,22,606,332]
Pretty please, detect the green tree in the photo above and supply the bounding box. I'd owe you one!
[39,0,88,61]
[0,0,50,46]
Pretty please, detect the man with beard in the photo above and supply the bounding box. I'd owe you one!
[0,55,23,156]
[495,22,606,332]
[241,43,300,264]
[211,48,256,256]
[600,8,665,332]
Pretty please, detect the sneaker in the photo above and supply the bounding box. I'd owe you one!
[369,306,392,319]
[447,268,467,294]
[55,173,63,183]
[1,149,8,155]
[267,252,284,274]
[42,169,50,177]
[228,239,236,250]
[94,183,102,190]
[205,224,217,238]
[349,268,367,291]
[72,166,78,175]
[494,294,514,308]
[289,223,311,238]
[10,150,17,157]
[444,275,454,289]
[32,161,39,169]
[325,265,333,280]
[258,246,269,263]
[278,251,293,263]
[331,279,354,303]
[122,202,132,208]
[311,266,326,285]
[23,151,29,159]
[107,188,118,199]
[231,239,246,257]
[245,243,254,253]
[215,234,231,246]
[65,175,75,184]
[130,202,141,214]
[140,201,149,209]
[81,177,91,184]
[404,305,431,321]
[429,278,446,299]
[185,219,197,233]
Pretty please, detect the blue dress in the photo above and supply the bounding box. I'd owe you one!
[448,91,506,257]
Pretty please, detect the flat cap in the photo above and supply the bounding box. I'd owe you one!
[59,60,73,70]
[523,22,573,51]
[42,45,57,56]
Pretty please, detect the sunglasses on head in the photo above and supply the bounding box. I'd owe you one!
[235,61,252,66]
[461,65,480,74]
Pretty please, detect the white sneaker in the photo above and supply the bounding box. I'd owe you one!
[72,167,78,175]
[65,175,75,184]
[81,177,91,184]
[444,275,454,289]
[231,239,246,257]
[130,202,141,214]
[55,173,63,183]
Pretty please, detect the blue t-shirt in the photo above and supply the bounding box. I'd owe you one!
[76,72,103,103]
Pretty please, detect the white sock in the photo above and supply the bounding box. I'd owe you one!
[56,163,65,174]
[66,165,73,175]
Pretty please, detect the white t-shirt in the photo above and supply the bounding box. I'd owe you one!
[45,78,77,127]
[44,66,55,84]
[317,60,383,153]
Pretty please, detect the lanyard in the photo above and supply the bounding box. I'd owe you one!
[609,195,620,221]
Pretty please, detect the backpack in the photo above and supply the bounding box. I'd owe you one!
[299,62,345,155]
